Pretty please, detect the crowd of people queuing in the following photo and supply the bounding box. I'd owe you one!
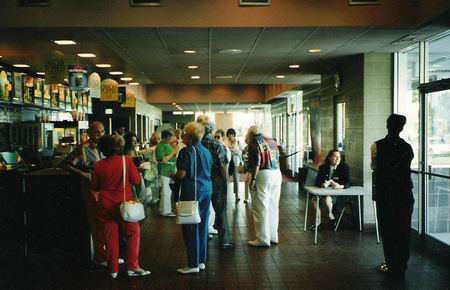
[61,114,414,283]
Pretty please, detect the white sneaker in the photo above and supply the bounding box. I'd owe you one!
[177,266,200,274]
[110,272,118,279]
[199,263,206,270]
[209,228,218,235]
[162,212,176,217]
[247,240,270,247]
[127,268,151,277]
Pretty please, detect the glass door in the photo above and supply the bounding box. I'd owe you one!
[420,79,450,246]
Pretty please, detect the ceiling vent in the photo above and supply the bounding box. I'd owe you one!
[130,0,162,6]
[239,0,271,6]
[17,0,50,6]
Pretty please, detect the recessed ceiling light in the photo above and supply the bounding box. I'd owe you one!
[109,71,123,75]
[187,65,198,69]
[0,55,2,58]
[184,50,197,54]
[215,75,233,79]
[120,77,133,81]
[64,78,68,82]
[96,64,111,68]
[289,64,300,68]
[308,48,321,53]
[191,76,200,79]
[37,72,45,75]
[0,66,3,68]
[128,82,140,86]
[183,111,194,115]
[173,111,183,115]
[172,103,177,105]
[13,64,30,68]
[218,49,242,54]
[54,40,76,45]
[77,53,96,58]
[276,75,285,79]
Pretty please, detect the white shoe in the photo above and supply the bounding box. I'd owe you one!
[127,268,151,277]
[110,272,118,279]
[209,228,218,235]
[177,266,200,274]
[118,258,124,264]
[162,212,176,217]
[247,240,270,247]
[199,263,206,270]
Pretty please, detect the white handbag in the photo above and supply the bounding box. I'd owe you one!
[120,156,146,222]
[176,147,201,225]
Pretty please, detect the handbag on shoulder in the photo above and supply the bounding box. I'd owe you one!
[120,155,146,222]
[176,147,201,225]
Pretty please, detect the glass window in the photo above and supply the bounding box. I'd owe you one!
[428,32,450,82]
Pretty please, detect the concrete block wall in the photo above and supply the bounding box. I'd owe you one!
[362,53,393,223]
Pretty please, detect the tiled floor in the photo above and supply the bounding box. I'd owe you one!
[4,180,449,290]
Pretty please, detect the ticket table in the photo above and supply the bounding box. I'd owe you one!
[303,186,380,244]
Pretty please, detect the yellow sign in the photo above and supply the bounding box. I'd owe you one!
[121,91,136,108]
[101,79,118,101]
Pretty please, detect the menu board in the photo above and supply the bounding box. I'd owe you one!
[65,89,73,111]
[58,85,66,110]
[0,71,13,103]
[33,78,43,107]
[51,84,59,109]
[43,84,51,108]
[12,73,23,104]
[23,76,34,105]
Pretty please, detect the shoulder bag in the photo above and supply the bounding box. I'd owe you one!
[120,155,146,222]
[176,147,201,224]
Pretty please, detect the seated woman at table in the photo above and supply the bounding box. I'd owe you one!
[310,149,351,230]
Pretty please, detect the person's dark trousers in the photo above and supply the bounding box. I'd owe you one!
[377,191,414,278]
[181,191,211,268]
[211,176,231,246]
[171,181,181,209]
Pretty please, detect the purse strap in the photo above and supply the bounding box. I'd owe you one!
[122,155,126,202]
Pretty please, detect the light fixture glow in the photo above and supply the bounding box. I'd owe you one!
[109,71,123,75]
[172,103,177,105]
[218,49,242,54]
[54,40,76,45]
[183,50,197,54]
[96,64,111,68]
[183,111,195,115]
[37,72,45,75]
[77,53,96,58]
[13,64,30,68]
[308,48,321,53]
[120,77,133,81]
[128,82,140,86]
[215,75,233,79]
[173,111,183,115]
[190,76,200,79]
[276,75,285,79]
[289,64,300,68]
[187,65,198,69]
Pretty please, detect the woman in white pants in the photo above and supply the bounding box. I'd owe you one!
[246,125,282,247]
[155,130,179,216]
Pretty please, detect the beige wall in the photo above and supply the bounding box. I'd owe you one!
[1,0,440,28]
[145,85,265,104]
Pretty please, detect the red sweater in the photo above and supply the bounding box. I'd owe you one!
[91,155,141,204]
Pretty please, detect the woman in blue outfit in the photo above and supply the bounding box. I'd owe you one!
[172,121,213,274]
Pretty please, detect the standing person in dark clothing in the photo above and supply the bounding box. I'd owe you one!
[196,115,234,250]
[310,149,351,230]
[371,114,414,282]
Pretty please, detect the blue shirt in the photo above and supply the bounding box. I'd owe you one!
[176,141,213,201]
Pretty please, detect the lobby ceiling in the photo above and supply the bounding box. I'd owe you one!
[1,24,449,87]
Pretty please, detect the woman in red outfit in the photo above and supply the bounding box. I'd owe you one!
[91,135,150,278]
